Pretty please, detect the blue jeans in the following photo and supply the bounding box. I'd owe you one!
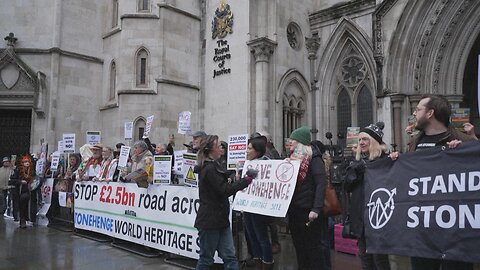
[244,212,273,263]
[196,227,238,270]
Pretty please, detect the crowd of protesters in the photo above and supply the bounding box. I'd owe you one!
[1,93,478,270]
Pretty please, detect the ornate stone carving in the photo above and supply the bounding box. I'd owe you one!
[287,23,302,50]
[211,0,234,39]
[247,37,277,63]
[432,0,472,93]
[413,0,449,92]
[339,55,366,89]
[305,33,320,59]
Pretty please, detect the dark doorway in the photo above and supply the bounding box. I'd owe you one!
[462,34,480,135]
[0,109,32,160]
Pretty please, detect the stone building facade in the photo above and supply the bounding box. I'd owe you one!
[0,0,479,157]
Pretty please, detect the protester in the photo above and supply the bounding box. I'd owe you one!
[0,157,14,216]
[191,130,207,154]
[77,144,103,181]
[194,135,257,270]
[287,126,329,269]
[9,155,36,228]
[344,122,391,270]
[405,95,474,270]
[242,136,274,269]
[130,140,153,172]
[93,146,118,182]
[155,143,169,155]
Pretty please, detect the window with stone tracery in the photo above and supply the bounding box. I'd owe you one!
[334,45,374,147]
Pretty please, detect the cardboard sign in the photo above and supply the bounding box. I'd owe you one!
[346,127,360,148]
[182,153,198,187]
[58,140,64,153]
[50,152,61,171]
[227,134,248,170]
[178,111,191,135]
[118,146,131,169]
[63,133,75,153]
[144,115,155,137]
[153,155,172,185]
[124,122,133,140]
[86,131,101,145]
[232,159,300,217]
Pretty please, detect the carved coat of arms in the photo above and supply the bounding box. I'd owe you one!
[211,0,234,39]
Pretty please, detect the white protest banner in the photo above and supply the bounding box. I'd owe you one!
[177,111,191,135]
[153,155,172,185]
[63,133,75,153]
[50,152,61,171]
[144,115,155,137]
[174,150,186,177]
[232,159,300,217]
[118,146,131,169]
[227,134,248,170]
[86,131,101,145]
[124,122,134,140]
[74,182,222,262]
[182,153,198,187]
[58,140,64,153]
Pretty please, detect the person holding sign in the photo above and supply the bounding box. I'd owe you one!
[287,126,330,270]
[194,135,257,270]
[242,137,274,269]
[93,146,118,182]
[344,122,391,270]
[77,144,103,181]
[9,155,36,228]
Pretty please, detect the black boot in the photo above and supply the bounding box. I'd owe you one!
[261,261,274,270]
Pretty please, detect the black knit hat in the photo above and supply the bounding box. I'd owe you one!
[361,122,385,144]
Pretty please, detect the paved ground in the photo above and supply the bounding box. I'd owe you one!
[0,216,362,270]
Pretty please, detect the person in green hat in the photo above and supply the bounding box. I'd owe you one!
[287,126,330,269]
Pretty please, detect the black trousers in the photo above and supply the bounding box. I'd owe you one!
[288,208,328,270]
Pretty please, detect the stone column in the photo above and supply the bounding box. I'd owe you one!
[305,33,320,140]
[248,37,277,134]
[390,94,405,151]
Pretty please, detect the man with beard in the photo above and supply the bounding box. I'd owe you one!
[77,144,103,181]
[406,95,474,270]
[406,95,472,152]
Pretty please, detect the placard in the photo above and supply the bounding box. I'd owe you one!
[144,115,155,137]
[232,159,300,217]
[227,134,248,170]
[63,133,75,153]
[183,153,198,187]
[118,146,131,169]
[153,155,172,185]
[86,131,101,145]
[178,111,191,135]
[346,127,360,148]
[50,152,61,171]
[124,121,133,140]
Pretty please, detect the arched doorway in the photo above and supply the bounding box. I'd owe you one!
[462,34,480,135]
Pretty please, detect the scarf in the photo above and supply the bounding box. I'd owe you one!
[296,156,310,187]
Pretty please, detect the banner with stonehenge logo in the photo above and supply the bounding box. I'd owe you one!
[363,141,480,263]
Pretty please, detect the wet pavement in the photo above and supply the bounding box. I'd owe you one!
[0,216,361,270]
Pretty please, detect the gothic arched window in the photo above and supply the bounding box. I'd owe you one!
[109,61,116,101]
[337,88,352,145]
[136,48,149,87]
[357,85,373,129]
[112,0,119,28]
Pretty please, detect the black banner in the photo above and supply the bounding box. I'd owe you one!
[364,141,480,263]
